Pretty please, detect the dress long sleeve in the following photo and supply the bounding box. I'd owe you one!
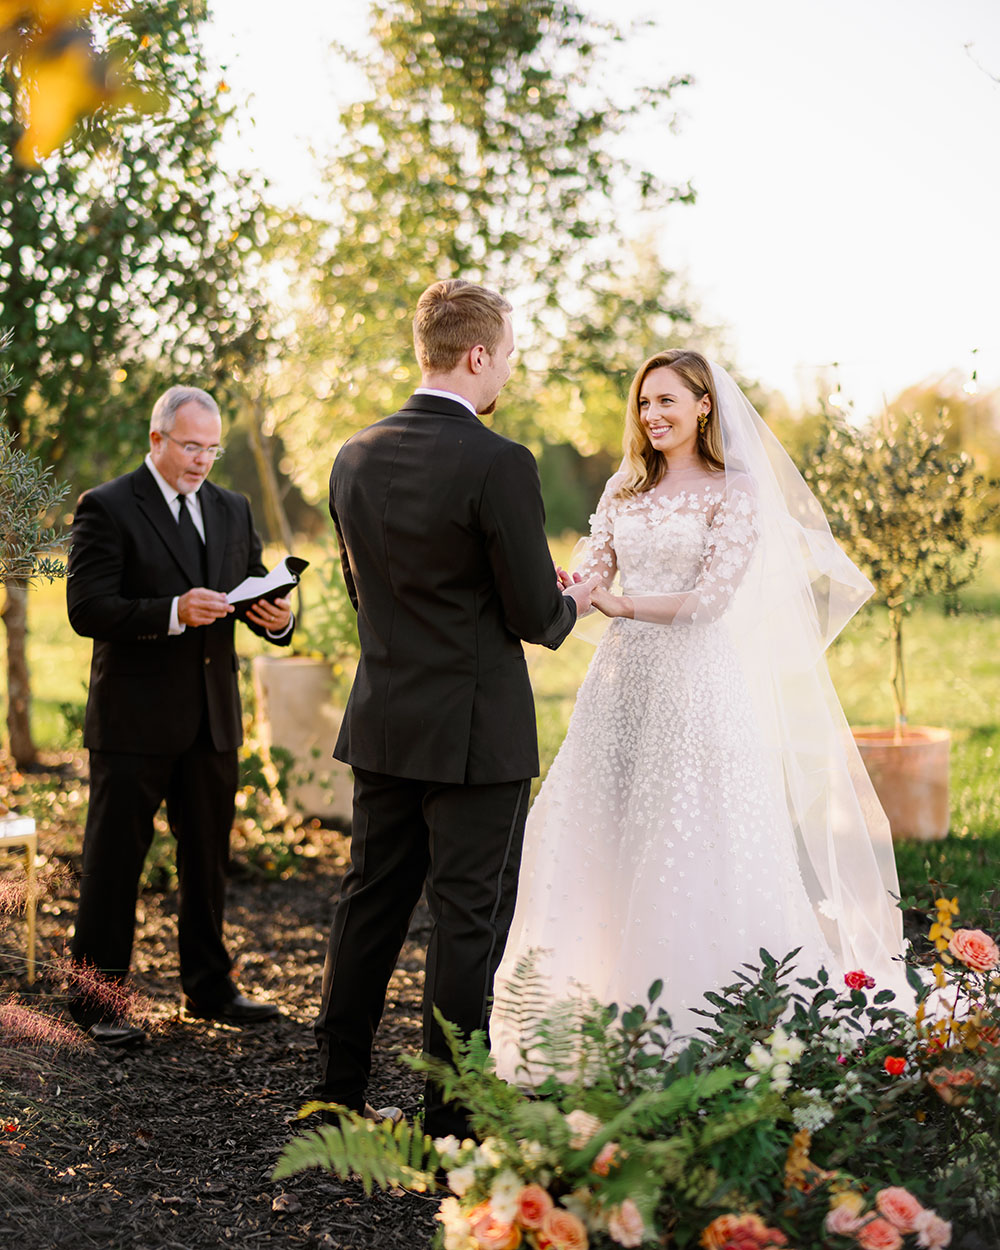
[630,480,760,625]
[574,472,623,590]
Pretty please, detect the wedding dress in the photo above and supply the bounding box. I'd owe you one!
[490,363,910,1082]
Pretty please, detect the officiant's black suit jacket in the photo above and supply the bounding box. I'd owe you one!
[330,392,576,784]
[67,462,289,756]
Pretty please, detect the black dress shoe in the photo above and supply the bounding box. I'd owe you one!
[87,1022,147,1047]
[183,992,279,1022]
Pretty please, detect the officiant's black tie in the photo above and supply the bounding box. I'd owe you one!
[176,492,207,583]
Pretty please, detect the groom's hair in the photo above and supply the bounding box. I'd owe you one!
[413,280,511,373]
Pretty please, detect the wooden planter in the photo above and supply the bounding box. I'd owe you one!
[252,655,353,827]
[852,726,951,842]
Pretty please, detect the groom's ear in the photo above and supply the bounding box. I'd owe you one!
[469,343,487,373]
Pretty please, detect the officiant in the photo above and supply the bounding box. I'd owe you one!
[66,385,294,1044]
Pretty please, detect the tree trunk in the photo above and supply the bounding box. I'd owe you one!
[2,581,37,767]
[245,394,294,551]
[888,603,906,739]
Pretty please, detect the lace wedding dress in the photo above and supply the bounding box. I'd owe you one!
[490,465,845,1080]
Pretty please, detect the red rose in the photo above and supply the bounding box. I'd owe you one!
[883,1056,907,1076]
[845,969,876,990]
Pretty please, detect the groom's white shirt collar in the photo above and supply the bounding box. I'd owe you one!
[413,387,476,417]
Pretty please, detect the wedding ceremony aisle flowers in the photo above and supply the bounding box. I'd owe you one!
[275,898,1000,1247]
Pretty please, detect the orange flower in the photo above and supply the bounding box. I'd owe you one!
[591,1141,623,1176]
[516,1184,554,1231]
[537,1206,588,1250]
[949,928,1000,972]
[883,1056,906,1076]
[927,1066,979,1107]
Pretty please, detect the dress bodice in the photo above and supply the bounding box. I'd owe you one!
[577,468,760,626]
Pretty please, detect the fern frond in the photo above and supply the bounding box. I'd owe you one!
[273,1113,440,1195]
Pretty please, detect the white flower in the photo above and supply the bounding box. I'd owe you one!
[434,1135,463,1162]
[476,1138,504,1168]
[518,1138,549,1167]
[446,1165,477,1198]
[745,1043,771,1071]
[436,1196,473,1250]
[792,1098,835,1132]
[768,1026,805,1064]
[818,898,839,920]
[744,1074,761,1090]
[489,1170,522,1224]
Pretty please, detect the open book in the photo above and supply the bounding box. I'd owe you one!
[226,555,309,620]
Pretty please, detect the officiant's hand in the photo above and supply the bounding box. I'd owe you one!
[591,586,635,619]
[246,595,292,634]
[178,588,234,627]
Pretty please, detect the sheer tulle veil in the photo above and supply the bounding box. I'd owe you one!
[579,360,909,998]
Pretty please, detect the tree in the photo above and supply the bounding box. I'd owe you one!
[806,408,990,733]
[275,0,696,498]
[0,0,270,765]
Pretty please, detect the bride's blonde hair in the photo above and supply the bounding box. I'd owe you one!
[617,349,725,499]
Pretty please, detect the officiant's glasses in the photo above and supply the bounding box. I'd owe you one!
[161,434,225,461]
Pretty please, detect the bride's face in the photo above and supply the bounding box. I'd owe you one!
[638,366,707,460]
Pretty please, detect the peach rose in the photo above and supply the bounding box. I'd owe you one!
[856,1216,904,1250]
[538,1205,589,1250]
[914,1209,952,1249]
[469,1202,523,1250]
[875,1187,924,1233]
[927,1066,979,1107]
[516,1184,554,1230]
[825,1204,863,1236]
[607,1198,645,1248]
[948,928,1000,972]
[591,1141,623,1176]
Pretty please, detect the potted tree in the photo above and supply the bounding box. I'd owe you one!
[251,547,360,827]
[807,405,989,840]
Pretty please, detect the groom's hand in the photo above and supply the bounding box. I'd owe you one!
[563,574,600,617]
[555,564,582,591]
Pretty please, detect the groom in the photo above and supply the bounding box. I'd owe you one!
[315,279,595,1136]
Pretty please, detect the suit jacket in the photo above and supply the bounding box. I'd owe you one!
[330,393,577,785]
[67,463,292,755]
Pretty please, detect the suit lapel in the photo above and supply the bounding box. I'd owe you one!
[200,483,227,589]
[132,463,203,586]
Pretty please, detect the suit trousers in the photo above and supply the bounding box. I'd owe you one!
[315,767,530,1133]
[70,713,239,1024]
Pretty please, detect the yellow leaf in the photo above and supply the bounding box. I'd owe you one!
[14,40,100,165]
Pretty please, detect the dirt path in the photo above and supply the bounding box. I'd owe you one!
[1,828,440,1250]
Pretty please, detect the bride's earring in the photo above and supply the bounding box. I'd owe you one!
[698,410,709,433]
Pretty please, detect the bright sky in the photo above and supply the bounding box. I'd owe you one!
[203,0,1000,418]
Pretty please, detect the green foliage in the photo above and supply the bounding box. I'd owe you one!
[278,928,1000,1244]
[277,0,696,493]
[807,408,992,727]
[274,1104,440,1194]
[293,541,360,664]
[0,398,69,586]
[0,0,273,487]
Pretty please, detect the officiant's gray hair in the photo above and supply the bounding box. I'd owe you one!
[149,386,220,434]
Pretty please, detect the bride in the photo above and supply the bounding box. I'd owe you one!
[490,349,909,1080]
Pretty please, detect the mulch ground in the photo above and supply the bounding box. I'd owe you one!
[0,764,440,1250]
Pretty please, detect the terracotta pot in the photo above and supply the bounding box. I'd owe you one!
[852,725,950,842]
[252,655,353,826]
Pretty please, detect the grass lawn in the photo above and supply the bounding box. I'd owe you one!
[3,538,999,921]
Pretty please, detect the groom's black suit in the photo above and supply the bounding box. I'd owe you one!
[316,392,576,1131]
[68,463,292,1016]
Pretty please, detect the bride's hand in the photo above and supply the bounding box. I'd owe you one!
[591,586,634,619]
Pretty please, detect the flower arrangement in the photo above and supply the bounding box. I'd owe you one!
[275,896,1000,1247]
